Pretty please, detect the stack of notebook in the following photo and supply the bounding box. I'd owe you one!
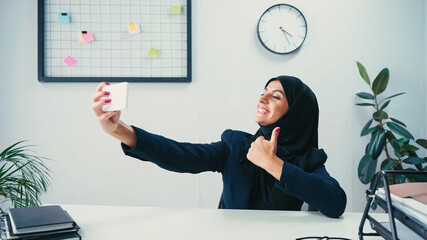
[1,205,81,240]
[376,182,427,222]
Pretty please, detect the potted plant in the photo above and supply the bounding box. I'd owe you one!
[0,141,52,212]
[355,61,427,187]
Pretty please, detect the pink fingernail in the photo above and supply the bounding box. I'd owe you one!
[275,128,281,132]
[105,82,110,85]
[105,99,111,103]
[104,91,110,95]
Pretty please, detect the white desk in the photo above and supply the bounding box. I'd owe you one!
[60,205,386,240]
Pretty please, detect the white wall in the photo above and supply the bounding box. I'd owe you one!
[0,0,425,212]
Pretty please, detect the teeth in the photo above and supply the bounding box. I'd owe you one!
[258,108,268,114]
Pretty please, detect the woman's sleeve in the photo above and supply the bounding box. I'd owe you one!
[275,162,347,218]
[121,126,228,173]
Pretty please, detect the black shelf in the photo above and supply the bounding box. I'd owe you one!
[358,170,427,240]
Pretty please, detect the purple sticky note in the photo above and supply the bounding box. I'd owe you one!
[82,31,94,43]
[64,55,76,67]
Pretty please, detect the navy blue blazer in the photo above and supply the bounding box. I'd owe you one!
[122,126,347,218]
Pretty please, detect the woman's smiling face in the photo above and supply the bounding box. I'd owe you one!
[254,80,289,126]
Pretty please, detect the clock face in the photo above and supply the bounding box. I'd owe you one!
[257,4,308,54]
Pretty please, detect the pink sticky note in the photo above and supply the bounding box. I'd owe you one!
[64,55,76,67]
[81,31,94,43]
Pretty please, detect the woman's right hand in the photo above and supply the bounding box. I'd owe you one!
[92,82,121,136]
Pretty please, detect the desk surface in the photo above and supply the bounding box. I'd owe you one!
[60,204,385,240]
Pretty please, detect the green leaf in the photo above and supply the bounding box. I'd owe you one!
[0,141,53,211]
[395,139,412,157]
[365,143,370,154]
[382,92,406,101]
[381,159,396,170]
[398,138,410,146]
[394,174,407,184]
[0,140,27,158]
[390,118,406,127]
[415,163,423,171]
[358,154,377,184]
[380,158,388,169]
[368,130,386,159]
[362,126,378,137]
[380,100,391,110]
[415,139,427,149]
[356,103,376,107]
[390,139,401,155]
[373,110,388,121]
[372,68,389,96]
[386,122,414,139]
[361,119,373,136]
[357,61,370,86]
[386,130,396,143]
[402,144,419,151]
[356,92,375,100]
[370,201,378,210]
[406,173,427,182]
[402,157,426,165]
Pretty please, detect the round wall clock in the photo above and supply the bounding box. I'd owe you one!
[257,4,308,54]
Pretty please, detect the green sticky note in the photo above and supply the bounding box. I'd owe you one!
[59,13,70,23]
[148,47,159,59]
[171,6,182,14]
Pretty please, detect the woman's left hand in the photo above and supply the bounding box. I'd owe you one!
[247,127,284,180]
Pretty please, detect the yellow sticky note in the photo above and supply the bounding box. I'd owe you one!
[148,47,159,59]
[129,23,136,32]
[78,32,84,42]
[171,6,182,14]
[128,23,140,34]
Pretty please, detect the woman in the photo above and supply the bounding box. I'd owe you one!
[92,76,347,218]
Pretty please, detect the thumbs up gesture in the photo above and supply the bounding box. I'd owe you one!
[247,127,284,179]
[247,127,281,170]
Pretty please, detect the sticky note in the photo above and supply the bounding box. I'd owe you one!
[171,6,182,14]
[147,47,159,59]
[129,23,136,32]
[81,31,94,43]
[64,55,76,67]
[78,32,84,42]
[128,23,140,35]
[102,82,129,112]
[59,13,70,23]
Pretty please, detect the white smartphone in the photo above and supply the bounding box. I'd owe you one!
[102,82,129,112]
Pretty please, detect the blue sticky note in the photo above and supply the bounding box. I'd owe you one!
[59,13,70,23]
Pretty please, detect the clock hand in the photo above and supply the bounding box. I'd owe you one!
[283,29,293,37]
[279,26,293,37]
[279,26,290,45]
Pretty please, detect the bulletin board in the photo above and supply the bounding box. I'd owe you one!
[37,0,191,82]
